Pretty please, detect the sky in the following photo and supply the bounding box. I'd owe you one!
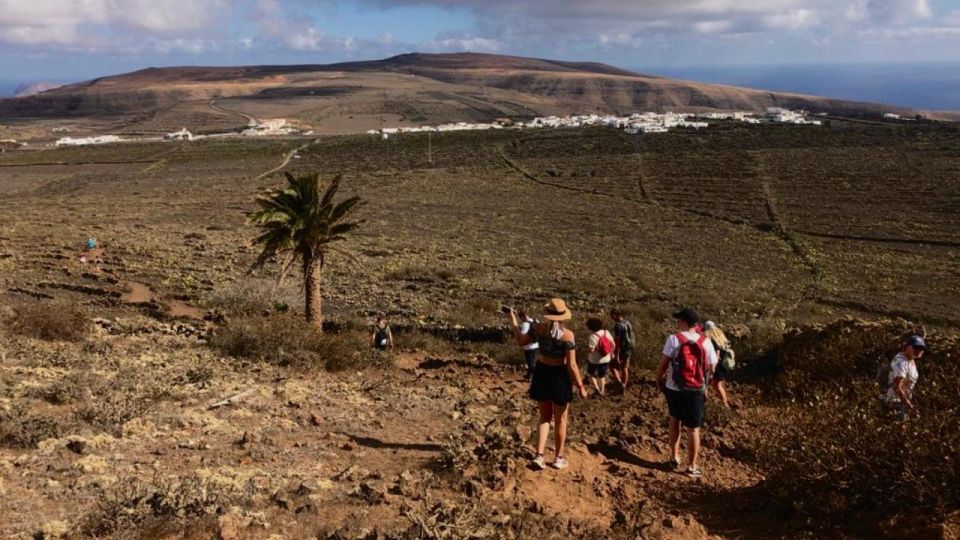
[2,0,960,83]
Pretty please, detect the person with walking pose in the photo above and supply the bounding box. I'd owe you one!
[508,298,588,470]
[656,308,718,478]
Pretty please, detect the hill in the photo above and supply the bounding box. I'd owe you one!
[0,52,945,135]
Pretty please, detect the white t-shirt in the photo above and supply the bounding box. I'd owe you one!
[662,330,718,392]
[587,330,614,365]
[520,320,539,351]
[885,353,918,403]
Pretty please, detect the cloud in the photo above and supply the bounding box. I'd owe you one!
[0,0,230,49]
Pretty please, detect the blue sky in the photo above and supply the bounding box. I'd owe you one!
[1,0,960,82]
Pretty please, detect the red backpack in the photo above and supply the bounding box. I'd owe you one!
[596,331,615,356]
[671,332,709,393]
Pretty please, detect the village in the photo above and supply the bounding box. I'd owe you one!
[367,107,824,138]
[2,107,827,149]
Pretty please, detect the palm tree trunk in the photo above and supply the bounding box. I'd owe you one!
[303,255,323,330]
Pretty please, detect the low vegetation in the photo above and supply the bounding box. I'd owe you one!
[744,319,960,529]
[6,301,90,342]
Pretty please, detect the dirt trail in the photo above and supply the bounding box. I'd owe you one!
[256,139,318,180]
[209,99,258,126]
[120,280,205,319]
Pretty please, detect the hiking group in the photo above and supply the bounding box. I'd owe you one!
[506,299,735,476]
[504,298,926,477]
[370,296,927,477]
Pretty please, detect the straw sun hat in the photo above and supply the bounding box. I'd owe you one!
[542,298,572,321]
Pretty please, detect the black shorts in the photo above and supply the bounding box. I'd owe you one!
[587,363,610,378]
[529,362,573,406]
[613,347,633,370]
[664,388,706,428]
[713,362,728,382]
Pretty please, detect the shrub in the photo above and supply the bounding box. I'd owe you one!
[80,474,248,536]
[743,319,960,529]
[7,301,90,342]
[210,314,372,370]
[33,370,100,404]
[74,390,161,436]
[0,405,68,448]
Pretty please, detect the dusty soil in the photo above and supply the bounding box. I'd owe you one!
[1,120,958,538]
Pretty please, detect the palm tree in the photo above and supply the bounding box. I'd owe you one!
[249,171,364,329]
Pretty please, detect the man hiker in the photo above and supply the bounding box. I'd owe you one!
[371,317,394,351]
[656,308,717,478]
[882,335,926,421]
[610,308,635,390]
[519,310,539,379]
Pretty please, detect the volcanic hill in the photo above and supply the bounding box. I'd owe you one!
[0,52,942,136]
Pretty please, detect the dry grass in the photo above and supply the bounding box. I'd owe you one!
[209,313,384,371]
[7,301,90,342]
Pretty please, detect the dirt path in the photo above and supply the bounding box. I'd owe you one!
[255,139,318,180]
[209,99,258,126]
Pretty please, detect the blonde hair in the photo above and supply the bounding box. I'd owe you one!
[705,325,730,350]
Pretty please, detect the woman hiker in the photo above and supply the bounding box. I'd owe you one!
[508,298,588,470]
[371,316,394,351]
[703,321,734,408]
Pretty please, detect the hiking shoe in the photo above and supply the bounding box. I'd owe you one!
[552,456,569,470]
[666,456,681,470]
[532,454,546,470]
[686,467,702,478]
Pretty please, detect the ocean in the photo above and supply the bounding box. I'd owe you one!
[634,62,960,111]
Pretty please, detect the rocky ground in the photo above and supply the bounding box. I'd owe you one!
[0,309,774,539]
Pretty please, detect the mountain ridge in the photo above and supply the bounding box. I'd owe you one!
[2,52,955,126]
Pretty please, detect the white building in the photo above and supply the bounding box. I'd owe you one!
[55,135,122,146]
[165,128,193,141]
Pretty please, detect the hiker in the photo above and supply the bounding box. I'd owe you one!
[610,309,635,390]
[86,237,97,250]
[882,335,926,421]
[585,317,615,397]
[518,310,539,379]
[371,317,394,351]
[703,321,734,408]
[507,298,588,470]
[656,308,718,478]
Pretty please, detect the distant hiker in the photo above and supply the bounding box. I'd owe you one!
[508,298,588,471]
[656,308,718,478]
[518,310,539,379]
[585,317,615,397]
[703,321,735,408]
[371,317,394,351]
[881,335,926,421]
[85,238,97,250]
[610,308,635,390]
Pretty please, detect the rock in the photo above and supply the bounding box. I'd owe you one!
[309,412,323,426]
[353,481,387,505]
[334,465,370,482]
[37,520,70,539]
[218,511,251,540]
[66,438,87,455]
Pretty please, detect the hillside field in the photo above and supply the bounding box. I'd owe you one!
[0,119,958,539]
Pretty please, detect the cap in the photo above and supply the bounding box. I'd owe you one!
[673,308,699,326]
[703,320,716,331]
[905,335,926,349]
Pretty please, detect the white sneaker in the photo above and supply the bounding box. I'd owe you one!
[532,454,546,469]
[552,456,569,470]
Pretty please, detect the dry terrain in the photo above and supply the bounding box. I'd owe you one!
[4,52,955,145]
[0,119,958,539]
